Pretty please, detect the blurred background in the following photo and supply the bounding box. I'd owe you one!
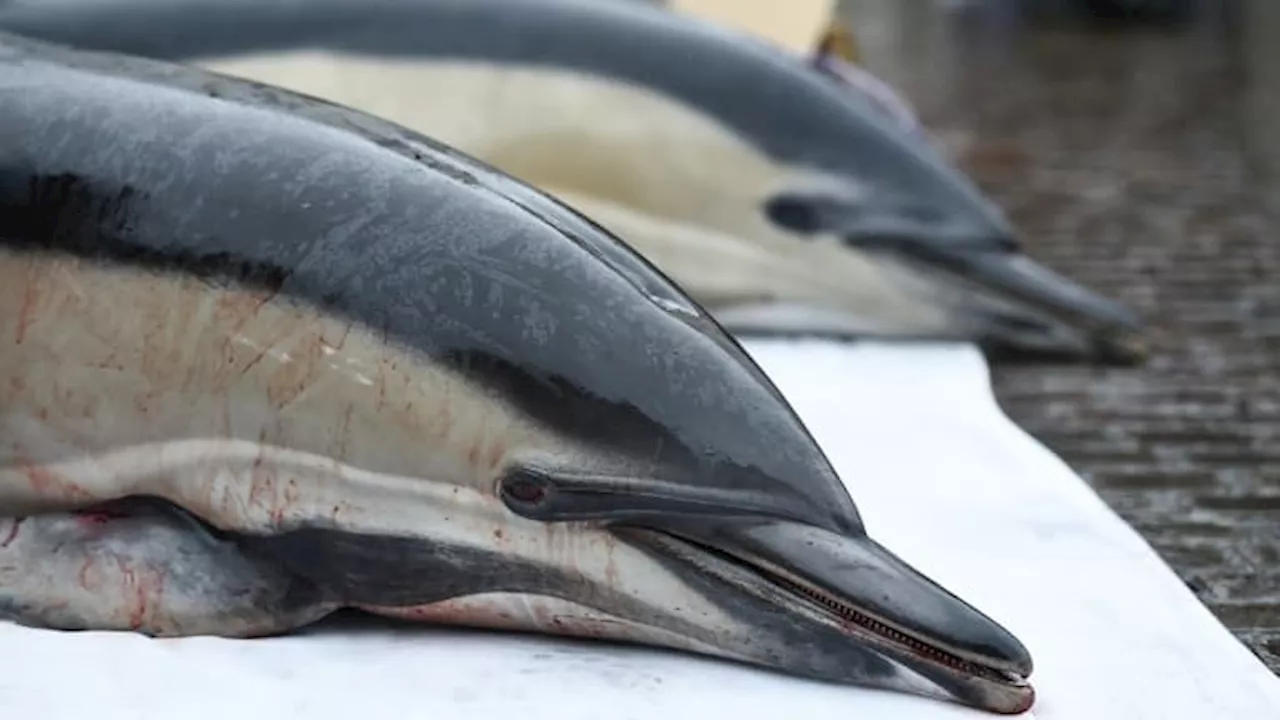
[816,0,1278,671]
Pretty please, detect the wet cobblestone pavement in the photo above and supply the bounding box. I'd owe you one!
[846,1,1280,671]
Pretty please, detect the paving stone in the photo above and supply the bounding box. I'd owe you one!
[860,5,1280,671]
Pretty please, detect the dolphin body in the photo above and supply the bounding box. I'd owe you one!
[0,32,1034,714]
[0,0,1144,365]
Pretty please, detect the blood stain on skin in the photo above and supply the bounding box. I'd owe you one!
[78,558,103,592]
[337,403,354,458]
[248,460,277,524]
[110,556,167,632]
[372,599,520,630]
[74,512,120,528]
[14,277,40,344]
[0,518,24,548]
[603,537,620,590]
[270,477,301,526]
[213,289,274,338]
[487,442,505,471]
[24,462,92,503]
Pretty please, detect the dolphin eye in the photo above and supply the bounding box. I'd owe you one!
[500,471,553,508]
[764,195,825,235]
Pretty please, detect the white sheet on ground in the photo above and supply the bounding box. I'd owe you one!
[1,341,1276,719]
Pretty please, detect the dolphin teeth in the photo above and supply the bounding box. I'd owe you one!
[767,563,1027,686]
[638,523,1029,691]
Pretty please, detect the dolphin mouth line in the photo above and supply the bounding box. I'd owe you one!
[626,527,1030,702]
[748,552,1028,686]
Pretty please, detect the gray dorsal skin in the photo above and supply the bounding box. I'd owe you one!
[0,33,1035,714]
[0,0,1145,365]
[0,29,857,536]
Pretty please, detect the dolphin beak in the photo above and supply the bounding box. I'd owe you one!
[630,517,1035,714]
[963,294,1148,365]
[868,241,1147,365]
[765,190,1146,365]
[925,245,1140,329]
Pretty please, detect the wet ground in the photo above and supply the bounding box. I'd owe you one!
[842,0,1280,671]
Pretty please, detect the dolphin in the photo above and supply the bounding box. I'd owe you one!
[0,0,1145,364]
[0,32,1034,714]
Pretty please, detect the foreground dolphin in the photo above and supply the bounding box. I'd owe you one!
[0,32,1034,714]
[0,0,1144,364]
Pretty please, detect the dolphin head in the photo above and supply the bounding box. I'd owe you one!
[233,161,1036,714]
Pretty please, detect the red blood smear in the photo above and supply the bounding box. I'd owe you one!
[73,506,133,527]
[0,518,23,548]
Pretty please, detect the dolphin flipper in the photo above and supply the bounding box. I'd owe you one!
[0,497,336,636]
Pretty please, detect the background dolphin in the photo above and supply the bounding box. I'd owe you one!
[0,0,1144,364]
[0,32,1033,714]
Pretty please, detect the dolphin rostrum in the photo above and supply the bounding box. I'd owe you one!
[0,32,1034,714]
[0,0,1144,365]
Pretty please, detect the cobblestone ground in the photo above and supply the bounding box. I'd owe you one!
[854,6,1280,670]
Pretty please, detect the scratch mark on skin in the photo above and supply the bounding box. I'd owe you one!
[236,341,275,379]
[268,332,330,412]
[322,323,352,354]
[0,518,24,548]
[337,403,354,459]
[213,288,278,338]
[14,275,40,344]
[604,534,620,590]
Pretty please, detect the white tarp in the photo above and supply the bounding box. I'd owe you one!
[2,341,1277,718]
